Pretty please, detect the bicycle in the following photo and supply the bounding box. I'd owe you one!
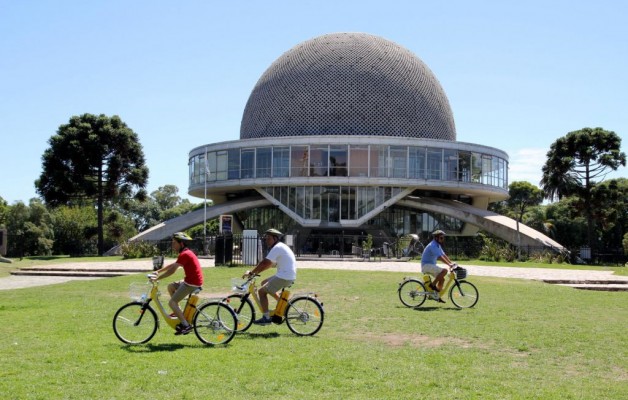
[225,274,324,336]
[398,265,479,309]
[113,274,238,345]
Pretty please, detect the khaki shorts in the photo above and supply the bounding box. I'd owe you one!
[421,263,445,278]
[262,276,294,293]
[169,281,201,303]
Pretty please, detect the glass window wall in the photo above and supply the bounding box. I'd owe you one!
[291,146,309,177]
[370,145,388,178]
[390,146,407,178]
[426,148,442,180]
[192,144,508,190]
[256,147,272,178]
[409,147,426,179]
[329,145,348,177]
[310,145,328,177]
[241,149,255,179]
[228,149,240,180]
[216,151,228,181]
[273,147,290,177]
[349,145,369,177]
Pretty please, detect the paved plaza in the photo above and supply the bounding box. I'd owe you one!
[1,258,627,291]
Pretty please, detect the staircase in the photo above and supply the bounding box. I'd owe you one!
[10,266,151,278]
[542,279,628,292]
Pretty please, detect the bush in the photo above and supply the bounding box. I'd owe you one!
[120,241,160,259]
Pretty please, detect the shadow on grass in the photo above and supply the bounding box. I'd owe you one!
[408,306,463,312]
[233,331,281,341]
[121,343,186,352]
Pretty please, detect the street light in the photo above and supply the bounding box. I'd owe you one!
[204,148,210,254]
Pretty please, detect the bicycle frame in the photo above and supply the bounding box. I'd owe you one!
[437,270,457,299]
[228,274,325,336]
[142,278,199,330]
[237,276,289,320]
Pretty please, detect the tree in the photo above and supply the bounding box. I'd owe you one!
[590,178,628,251]
[507,181,544,223]
[545,197,587,250]
[120,185,197,232]
[35,114,149,255]
[5,199,55,257]
[0,195,8,226]
[506,181,543,258]
[540,127,626,249]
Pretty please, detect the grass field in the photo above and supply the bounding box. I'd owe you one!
[0,266,626,399]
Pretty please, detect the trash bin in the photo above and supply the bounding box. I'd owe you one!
[152,255,164,271]
[215,235,233,266]
[215,236,225,265]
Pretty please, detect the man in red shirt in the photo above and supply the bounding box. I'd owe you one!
[152,232,203,335]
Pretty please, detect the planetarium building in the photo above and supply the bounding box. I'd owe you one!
[133,32,561,255]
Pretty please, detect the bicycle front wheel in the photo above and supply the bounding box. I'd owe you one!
[193,301,238,345]
[449,280,479,308]
[398,279,428,308]
[285,296,324,336]
[226,294,255,332]
[113,302,158,345]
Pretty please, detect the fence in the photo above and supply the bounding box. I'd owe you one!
[1,230,625,266]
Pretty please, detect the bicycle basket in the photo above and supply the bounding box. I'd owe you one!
[129,282,149,301]
[231,278,249,294]
[454,267,468,280]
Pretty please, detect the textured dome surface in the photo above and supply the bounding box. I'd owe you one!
[240,32,456,140]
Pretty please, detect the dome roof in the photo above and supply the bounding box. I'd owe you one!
[240,32,456,141]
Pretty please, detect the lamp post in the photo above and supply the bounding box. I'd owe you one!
[204,148,210,254]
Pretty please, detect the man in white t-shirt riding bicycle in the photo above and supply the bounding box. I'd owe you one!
[244,228,297,325]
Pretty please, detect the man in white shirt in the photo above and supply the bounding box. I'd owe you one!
[245,228,297,325]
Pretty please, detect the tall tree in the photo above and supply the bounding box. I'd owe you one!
[540,127,626,249]
[35,114,149,255]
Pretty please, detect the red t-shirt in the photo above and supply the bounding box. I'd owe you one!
[177,247,203,287]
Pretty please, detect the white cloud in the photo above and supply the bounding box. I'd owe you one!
[507,148,547,187]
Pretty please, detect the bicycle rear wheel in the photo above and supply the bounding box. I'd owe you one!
[226,294,255,332]
[113,302,158,345]
[449,280,479,308]
[193,301,237,345]
[285,296,324,336]
[398,279,428,308]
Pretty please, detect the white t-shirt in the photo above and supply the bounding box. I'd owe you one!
[265,241,297,280]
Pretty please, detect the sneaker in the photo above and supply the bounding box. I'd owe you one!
[253,316,272,326]
[437,298,446,304]
[174,323,193,335]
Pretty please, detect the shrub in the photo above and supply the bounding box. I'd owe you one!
[120,241,160,259]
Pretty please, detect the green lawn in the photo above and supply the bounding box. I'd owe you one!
[0,267,626,399]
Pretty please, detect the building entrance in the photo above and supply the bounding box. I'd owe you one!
[297,229,366,258]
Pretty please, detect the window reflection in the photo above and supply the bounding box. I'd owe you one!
[310,145,328,177]
[349,145,368,177]
[329,145,347,177]
[291,146,308,177]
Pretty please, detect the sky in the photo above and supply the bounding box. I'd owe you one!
[1,0,626,205]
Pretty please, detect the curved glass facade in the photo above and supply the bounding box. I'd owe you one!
[189,142,508,189]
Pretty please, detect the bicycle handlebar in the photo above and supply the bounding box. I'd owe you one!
[242,272,261,281]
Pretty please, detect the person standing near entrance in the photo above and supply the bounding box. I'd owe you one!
[421,230,455,303]
[244,228,297,325]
